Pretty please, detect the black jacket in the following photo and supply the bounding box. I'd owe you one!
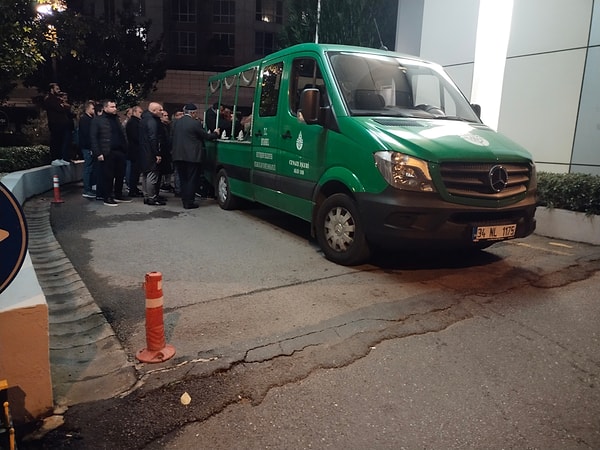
[44,93,71,127]
[172,114,218,163]
[90,113,127,158]
[125,116,141,161]
[78,113,94,150]
[139,110,167,172]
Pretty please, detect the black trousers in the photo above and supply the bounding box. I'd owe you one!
[127,158,141,193]
[48,123,71,161]
[101,151,127,199]
[175,161,201,207]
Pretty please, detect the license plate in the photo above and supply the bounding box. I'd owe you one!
[472,224,516,242]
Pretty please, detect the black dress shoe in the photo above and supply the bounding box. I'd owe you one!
[183,203,199,209]
[145,197,166,206]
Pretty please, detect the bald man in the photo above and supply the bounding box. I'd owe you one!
[139,102,168,205]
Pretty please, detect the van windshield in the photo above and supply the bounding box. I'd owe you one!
[328,51,481,123]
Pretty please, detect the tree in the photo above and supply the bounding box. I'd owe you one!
[0,0,45,101]
[279,0,397,50]
[24,8,166,108]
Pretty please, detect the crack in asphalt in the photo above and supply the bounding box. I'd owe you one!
[163,268,363,311]
[32,299,471,450]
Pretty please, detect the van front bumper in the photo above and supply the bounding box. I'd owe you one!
[355,189,537,249]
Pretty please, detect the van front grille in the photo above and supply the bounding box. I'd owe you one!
[439,162,532,200]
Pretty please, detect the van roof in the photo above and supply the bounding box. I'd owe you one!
[208,43,426,82]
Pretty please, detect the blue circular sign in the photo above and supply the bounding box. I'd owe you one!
[0,181,28,295]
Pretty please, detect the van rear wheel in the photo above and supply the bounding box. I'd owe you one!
[316,193,370,265]
[216,169,238,210]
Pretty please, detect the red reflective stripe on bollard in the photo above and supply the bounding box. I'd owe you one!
[144,272,162,298]
[145,307,167,351]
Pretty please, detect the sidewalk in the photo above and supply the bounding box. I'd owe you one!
[1,162,136,430]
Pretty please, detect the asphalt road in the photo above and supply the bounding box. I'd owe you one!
[25,183,600,449]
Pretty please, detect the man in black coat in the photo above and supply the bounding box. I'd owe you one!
[43,82,72,165]
[78,100,96,198]
[125,105,144,197]
[139,102,168,206]
[171,103,220,209]
[90,100,130,206]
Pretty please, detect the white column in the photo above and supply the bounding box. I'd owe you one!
[471,0,514,130]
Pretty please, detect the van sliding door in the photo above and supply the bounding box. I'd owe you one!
[252,61,284,208]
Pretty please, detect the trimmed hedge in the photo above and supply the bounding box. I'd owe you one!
[1,146,599,216]
[537,171,600,215]
[0,145,51,173]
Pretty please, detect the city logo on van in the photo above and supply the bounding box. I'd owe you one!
[461,134,489,147]
[296,131,304,151]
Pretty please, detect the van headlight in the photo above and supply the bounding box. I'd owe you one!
[374,151,435,192]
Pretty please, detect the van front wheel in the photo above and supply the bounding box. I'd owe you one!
[216,169,238,210]
[316,194,371,265]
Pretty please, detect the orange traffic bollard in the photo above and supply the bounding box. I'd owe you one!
[136,272,176,363]
[51,174,64,204]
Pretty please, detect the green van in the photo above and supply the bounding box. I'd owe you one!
[203,43,537,265]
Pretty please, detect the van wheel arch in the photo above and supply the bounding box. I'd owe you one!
[216,168,239,210]
[314,192,371,266]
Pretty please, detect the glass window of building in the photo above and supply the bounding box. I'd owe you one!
[172,0,196,23]
[172,31,197,55]
[214,0,235,24]
[255,32,275,56]
[256,0,283,24]
[213,33,235,56]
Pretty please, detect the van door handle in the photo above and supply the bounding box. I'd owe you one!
[282,130,292,139]
[254,130,263,137]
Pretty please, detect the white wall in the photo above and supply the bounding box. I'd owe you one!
[395,0,599,175]
[499,0,595,173]
[418,0,479,66]
[394,0,477,102]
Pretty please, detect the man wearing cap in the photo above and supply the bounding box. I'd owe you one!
[171,103,220,209]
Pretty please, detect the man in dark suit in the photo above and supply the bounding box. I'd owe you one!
[171,103,220,209]
[125,105,144,197]
[204,102,220,132]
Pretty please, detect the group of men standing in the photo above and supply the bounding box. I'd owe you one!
[75,95,220,209]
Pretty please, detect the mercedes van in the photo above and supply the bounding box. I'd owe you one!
[203,43,537,265]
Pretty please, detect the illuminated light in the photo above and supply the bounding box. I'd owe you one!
[471,0,514,130]
[36,1,67,15]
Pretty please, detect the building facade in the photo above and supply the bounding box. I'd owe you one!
[72,0,286,111]
[395,0,600,175]
[74,0,286,71]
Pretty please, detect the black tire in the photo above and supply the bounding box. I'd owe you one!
[315,193,371,265]
[216,169,238,210]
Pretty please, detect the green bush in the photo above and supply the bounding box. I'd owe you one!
[537,171,600,215]
[0,145,50,173]
[1,149,599,216]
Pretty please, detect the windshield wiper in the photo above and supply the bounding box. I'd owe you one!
[428,115,477,123]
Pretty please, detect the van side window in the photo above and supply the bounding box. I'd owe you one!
[289,57,325,115]
[259,62,283,117]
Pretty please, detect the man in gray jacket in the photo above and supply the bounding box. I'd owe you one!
[171,103,220,209]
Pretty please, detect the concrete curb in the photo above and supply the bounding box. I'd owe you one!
[1,162,137,424]
[535,206,600,246]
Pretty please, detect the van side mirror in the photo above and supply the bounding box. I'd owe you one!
[471,103,481,119]
[298,88,320,125]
